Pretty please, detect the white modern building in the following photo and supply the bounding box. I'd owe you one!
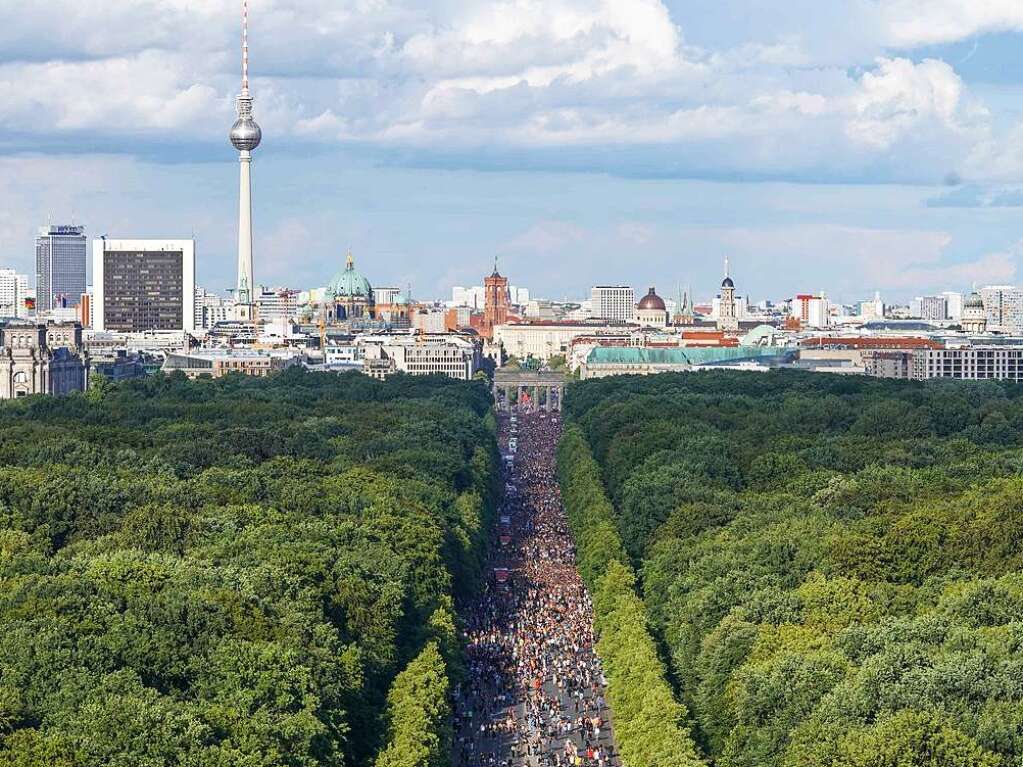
[92,239,196,333]
[793,294,831,328]
[452,286,486,309]
[509,286,530,305]
[980,286,1023,334]
[374,287,402,305]
[942,291,964,320]
[255,286,299,322]
[919,295,948,321]
[590,286,635,322]
[0,270,30,318]
[194,286,233,330]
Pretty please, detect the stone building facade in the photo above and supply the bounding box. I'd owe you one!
[0,322,89,398]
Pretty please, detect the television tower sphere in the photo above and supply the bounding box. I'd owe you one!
[230,117,262,151]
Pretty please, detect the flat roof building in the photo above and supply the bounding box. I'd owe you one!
[36,225,87,314]
[590,286,635,323]
[92,239,195,333]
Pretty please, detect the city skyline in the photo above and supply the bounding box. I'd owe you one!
[1,2,1023,300]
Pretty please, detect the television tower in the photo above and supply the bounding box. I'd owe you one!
[229,0,261,320]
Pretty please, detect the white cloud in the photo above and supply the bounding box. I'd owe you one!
[0,0,1021,183]
[0,52,225,135]
[845,58,973,150]
[878,0,1023,47]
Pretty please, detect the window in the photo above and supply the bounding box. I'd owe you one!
[13,372,27,384]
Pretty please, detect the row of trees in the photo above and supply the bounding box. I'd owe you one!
[557,426,705,767]
[0,369,498,767]
[568,370,1023,767]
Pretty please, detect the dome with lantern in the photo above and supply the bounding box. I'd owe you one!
[326,252,375,322]
[634,286,669,328]
[329,252,372,299]
[961,289,987,334]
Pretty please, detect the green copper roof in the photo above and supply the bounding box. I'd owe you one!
[586,346,790,366]
[328,253,372,299]
[740,324,783,346]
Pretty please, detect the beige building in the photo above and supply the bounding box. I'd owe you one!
[493,321,632,362]
[634,288,669,328]
[0,322,89,398]
[359,333,481,380]
[162,349,304,379]
[865,347,1023,382]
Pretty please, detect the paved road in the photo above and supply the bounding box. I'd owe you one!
[453,409,621,767]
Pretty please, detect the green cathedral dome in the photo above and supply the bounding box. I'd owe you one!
[328,252,372,299]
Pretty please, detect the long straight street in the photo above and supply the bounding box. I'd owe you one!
[453,408,620,767]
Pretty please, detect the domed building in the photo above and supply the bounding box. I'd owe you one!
[326,252,375,322]
[961,290,987,334]
[635,287,668,328]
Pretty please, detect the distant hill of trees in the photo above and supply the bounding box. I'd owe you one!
[567,370,1023,767]
[0,369,498,767]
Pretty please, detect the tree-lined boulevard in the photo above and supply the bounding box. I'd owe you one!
[454,408,619,767]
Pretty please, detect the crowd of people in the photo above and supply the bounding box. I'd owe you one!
[453,408,620,767]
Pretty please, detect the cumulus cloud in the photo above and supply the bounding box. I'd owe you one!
[0,0,1020,183]
[878,0,1023,48]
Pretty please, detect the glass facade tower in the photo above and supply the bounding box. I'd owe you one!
[35,225,87,313]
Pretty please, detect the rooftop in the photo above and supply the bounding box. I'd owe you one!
[586,345,793,366]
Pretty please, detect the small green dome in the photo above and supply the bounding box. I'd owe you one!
[328,252,372,299]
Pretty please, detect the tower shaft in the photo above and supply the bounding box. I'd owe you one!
[237,151,254,308]
[229,0,261,320]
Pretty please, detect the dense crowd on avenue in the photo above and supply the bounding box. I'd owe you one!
[453,407,620,767]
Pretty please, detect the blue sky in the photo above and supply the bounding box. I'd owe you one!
[2,0,1023,303]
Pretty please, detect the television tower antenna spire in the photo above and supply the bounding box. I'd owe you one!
[230,0,262,318]
[242,0,250,96]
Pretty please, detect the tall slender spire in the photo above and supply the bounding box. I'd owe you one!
[242,0,250,97]
[724,256,730,279]
[230,0,262,318]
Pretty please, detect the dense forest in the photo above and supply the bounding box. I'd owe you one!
[0,369,498,767]
[567,370,1023,767]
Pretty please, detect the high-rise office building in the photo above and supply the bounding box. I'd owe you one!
[35,225,87,313]
[92,239,195,332]
[194,286,233,330]
[255,286,299,322]
[793,293,831,328]
[452,286,486,308]
[0,270,30,318]
[919,295,948,321]
[590,285,635,322]
[942,291,964,320]
[980,286,1023,334]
